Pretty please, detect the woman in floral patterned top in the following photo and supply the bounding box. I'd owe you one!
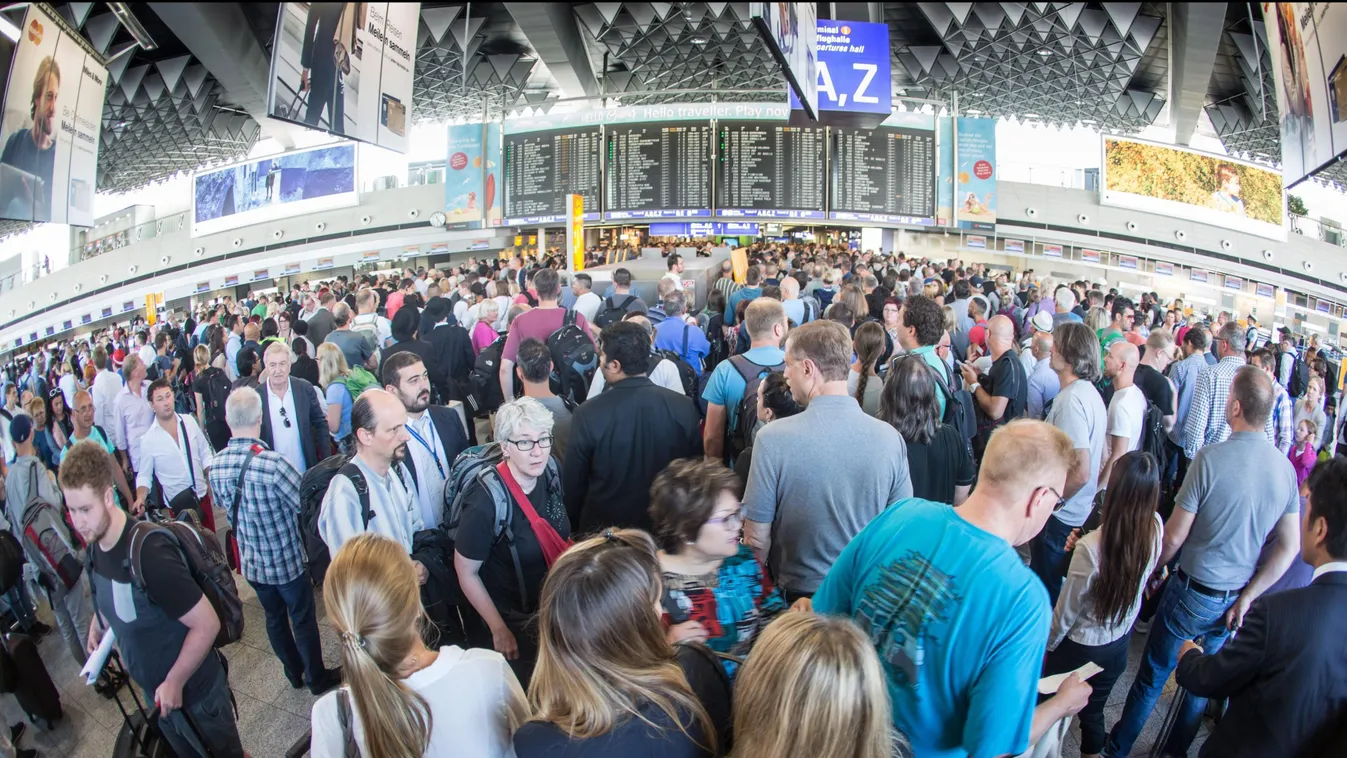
[649,458,785,677]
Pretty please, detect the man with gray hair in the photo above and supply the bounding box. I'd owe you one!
[1182,322,1274,460]
[1036,321,1107,605]
[207,386,340,695]
[1051,286,1082,327]
[653,290,710,372]
[258,341,330,474]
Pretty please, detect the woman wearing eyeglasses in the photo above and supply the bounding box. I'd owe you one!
[454,397,570,689]
[649,458,784,678]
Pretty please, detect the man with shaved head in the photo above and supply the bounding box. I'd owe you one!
[961,314,1028,460]
[1100,340,1144,489]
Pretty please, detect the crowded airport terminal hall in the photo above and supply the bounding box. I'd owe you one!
[0,1,1345,757]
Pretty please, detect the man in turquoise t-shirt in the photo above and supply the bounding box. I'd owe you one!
[810,420,1092,758]
[701,298,787,463]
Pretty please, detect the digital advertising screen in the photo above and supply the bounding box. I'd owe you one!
[1263,3,1347,187]
[267,2,419,153]
[503,126,601,225]
[829,125,936,224]
[1101,136,1285,240]
[752,2,818,119]
[715,122,825,219]
[192,142,358,236]
[0,4,107,225]
[605,121,712,220]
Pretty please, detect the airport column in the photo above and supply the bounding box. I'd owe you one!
[565,194,584,274]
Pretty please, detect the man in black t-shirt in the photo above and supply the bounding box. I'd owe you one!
[1134,329,1178,431]
[59,443,244,758]
[962,315,1028,460]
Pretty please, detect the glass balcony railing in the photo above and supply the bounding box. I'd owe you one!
[74,210,189,262]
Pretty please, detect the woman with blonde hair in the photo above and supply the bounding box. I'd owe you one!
[515,529,718,757]
[313,533,527,757]
[836,283,870,322]
[317,342,354,443]
[731,613,905,758]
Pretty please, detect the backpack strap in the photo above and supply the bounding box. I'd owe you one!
[728,354,757,384]
[229,445,264,534]
[127,520,184,593]
[478,468,530,613]
[620,295,636,311]
[338,463,375,529]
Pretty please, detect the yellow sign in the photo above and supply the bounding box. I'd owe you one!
[731,248,749,284]
[568,194,585,272]
[144,293,163,326]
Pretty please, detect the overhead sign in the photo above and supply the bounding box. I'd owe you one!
[1256,282,1275,298]
[788,21,891,116]
[1003,239,1024,253]
[1119,255,1138,270]
[1155,261,1174,276]
[192,142,357,237]
[0,4,107,225]
[1082,249,1102,263]
[753,2,818,120]
[267,2,420,152]
[1042,243,1063,258]
[1225,275,1244,290]
[1263,3,1347,188]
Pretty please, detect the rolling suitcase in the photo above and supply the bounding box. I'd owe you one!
[0,631,62,730]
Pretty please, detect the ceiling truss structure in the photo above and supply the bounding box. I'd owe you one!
[413,5,540,123]
[573,2,784,105]
[891,2,1167,129]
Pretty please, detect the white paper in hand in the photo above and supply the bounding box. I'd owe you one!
[80,628,116,685]
[1037,661,1104,695]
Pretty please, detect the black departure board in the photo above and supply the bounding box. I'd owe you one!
[605,122,712,219]
[829,126,936,224]
[504,126,602,224]
[714,122,826,219]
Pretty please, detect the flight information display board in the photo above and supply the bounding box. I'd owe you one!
[715,122,826,219]
[504,126,602,224]
[605,122,712,219]
[830,126,936,224]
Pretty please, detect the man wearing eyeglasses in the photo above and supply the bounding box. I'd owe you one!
[258,342,331,474]
[382,351,469,530]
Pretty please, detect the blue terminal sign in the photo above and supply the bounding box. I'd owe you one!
[789,21,891,116]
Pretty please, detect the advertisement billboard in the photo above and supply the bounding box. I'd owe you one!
[753,2,818,120]
[955,117,997,230]
[192,142,357,237]
[789,21,890,116]
[444,122,486,228]
[0,5,107,225]
[267,2,419,153]
[1263,3,1347,187]
[1101,136,1284,239]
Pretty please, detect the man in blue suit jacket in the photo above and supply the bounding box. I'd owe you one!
[1176,457,1347,758]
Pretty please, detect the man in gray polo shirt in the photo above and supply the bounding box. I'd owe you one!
[743,320,912,602]
[1107,365,1300,758]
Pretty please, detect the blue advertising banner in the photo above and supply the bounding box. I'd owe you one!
[484,122,502,227]
[789,21,890,115]
[937,117,954,226]
[445,123,485,229]
[192,143,357,237]
[954,117,997,231]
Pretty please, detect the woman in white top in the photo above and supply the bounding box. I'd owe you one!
[312,533,528,758]
[1045,451,1164,758]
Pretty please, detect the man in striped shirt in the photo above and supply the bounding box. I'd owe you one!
[208,386,339,695]
[1183,322,1276,461]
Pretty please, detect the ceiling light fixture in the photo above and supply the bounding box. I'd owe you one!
[1038,49,1052,56]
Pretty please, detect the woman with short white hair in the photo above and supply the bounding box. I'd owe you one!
[453,397,569,688]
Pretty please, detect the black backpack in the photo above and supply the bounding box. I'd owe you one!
[173,372,196,415]
[919,357,977,456]
[657,351,701,405]
[466,335,509,419]
[547,310,598,405]
[726,356,784,462]
[298,455,406,586]
[1288,356,1310,398]
[1139,400,1168,469]
[196,366,232,426]
[594,295,636,329]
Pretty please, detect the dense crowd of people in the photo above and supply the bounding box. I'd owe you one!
[0,248,1344,758]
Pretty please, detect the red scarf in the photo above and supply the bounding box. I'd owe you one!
[496,461,572,566]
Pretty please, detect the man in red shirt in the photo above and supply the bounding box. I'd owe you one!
[498,268,593,403]
[968,296,990,350]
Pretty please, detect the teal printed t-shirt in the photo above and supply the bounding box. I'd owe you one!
[813,499,1050,758]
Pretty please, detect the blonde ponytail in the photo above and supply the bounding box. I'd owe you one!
[324,534,432,758]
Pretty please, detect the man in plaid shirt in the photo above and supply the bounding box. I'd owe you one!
[207,386,340,696]
[1182,323,1277,461]
[1251,349,1295,454]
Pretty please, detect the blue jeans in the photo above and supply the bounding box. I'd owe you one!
[253,574,326,686]
[1105,576,1234,757]
[1031,514,1074,607]
[1,583,37,629]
